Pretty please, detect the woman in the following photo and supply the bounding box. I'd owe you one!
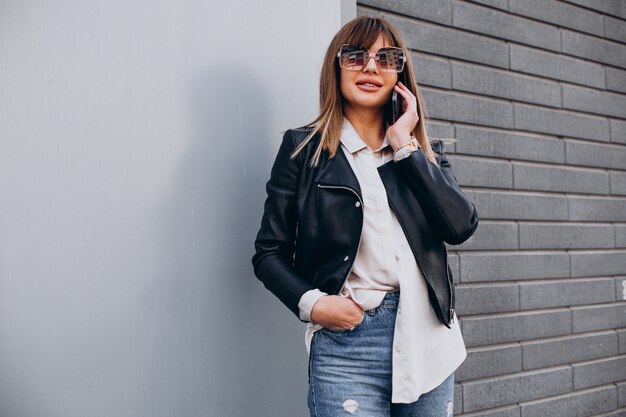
[251,16,478,417]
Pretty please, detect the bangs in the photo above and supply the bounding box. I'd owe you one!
[343,19,398,50]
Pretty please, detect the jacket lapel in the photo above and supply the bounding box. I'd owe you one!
[315,146,362,199]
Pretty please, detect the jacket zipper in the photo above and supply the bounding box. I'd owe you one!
[443,243,454,326]
[317,183,364,293]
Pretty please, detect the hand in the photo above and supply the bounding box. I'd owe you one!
[387,81,420,151]
[310,295,365,330]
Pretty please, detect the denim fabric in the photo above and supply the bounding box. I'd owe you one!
[307,291,455,416]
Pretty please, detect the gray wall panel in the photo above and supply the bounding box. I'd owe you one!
[0,1,353,416]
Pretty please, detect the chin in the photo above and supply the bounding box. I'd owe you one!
[353,96,387,109]
[343,89,387,108]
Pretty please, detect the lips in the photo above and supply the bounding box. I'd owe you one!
[356,78,382,87]
[356,78,383,92]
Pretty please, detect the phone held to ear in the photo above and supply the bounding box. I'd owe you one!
[391,89,401,124]
[390,85,422,161]
[391,85,420,124]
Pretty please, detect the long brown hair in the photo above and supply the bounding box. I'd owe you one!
[290,16,438,167]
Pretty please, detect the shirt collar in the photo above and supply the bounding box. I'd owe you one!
[341,116,391,154]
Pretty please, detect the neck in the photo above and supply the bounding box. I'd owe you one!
[343,106,386,150]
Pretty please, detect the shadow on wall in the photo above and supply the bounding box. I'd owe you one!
[141,65,308,415]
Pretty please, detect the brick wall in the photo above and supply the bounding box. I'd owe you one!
[357,1,626,415]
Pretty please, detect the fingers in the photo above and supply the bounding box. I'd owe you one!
[394,81,411,95]
[393,82,417,108]
[397,82,415,104]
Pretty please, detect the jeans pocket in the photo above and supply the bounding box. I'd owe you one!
[321,311,366,333]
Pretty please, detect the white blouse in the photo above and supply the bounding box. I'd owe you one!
[298,116,467,404]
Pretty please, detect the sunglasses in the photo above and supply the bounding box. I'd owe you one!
[337,44,406,73]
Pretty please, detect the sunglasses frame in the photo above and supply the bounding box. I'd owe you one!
[336,43,406,73]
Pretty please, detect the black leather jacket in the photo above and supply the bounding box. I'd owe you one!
[251,126,478,328]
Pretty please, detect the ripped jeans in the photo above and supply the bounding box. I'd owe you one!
[307,291,455,417]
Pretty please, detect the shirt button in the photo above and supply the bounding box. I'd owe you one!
[355,201,361,207]
[343,255,349,261]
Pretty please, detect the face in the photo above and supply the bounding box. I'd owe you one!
[339,32,399,114]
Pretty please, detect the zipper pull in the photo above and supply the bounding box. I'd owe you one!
[449,308,455,325]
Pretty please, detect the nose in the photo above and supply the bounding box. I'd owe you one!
[362,52,379,74]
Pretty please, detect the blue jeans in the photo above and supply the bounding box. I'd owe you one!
[307,291,455,417]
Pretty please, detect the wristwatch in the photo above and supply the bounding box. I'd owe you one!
[393,136,420,162]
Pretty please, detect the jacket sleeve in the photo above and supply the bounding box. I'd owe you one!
[251,129,317,321]
[394,140,479,245]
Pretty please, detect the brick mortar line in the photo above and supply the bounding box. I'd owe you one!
[559,0,626,23]
[456,276,625,286]
[431,119,626,149]
[411,48,613,93]
[464,186,626,197]
[463,328,621,348]
[421,85,626,122]
[516,382,622,405]
[460,301,626,319]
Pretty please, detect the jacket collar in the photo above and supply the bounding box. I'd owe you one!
[314,117,363,196]
[316,117,394,198]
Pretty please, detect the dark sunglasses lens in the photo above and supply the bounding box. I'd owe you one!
[340,45,368,68]
[376,48,404,72]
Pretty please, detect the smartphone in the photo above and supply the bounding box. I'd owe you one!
[391,89,401,124]
[391,85,421,125]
